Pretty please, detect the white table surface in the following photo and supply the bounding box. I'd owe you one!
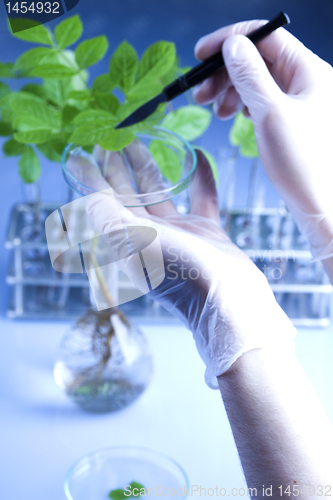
[1,318,333,500]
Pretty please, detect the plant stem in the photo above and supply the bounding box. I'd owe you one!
[90,234,116,308]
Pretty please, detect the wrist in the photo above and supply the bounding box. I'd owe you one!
[217,344,296,383]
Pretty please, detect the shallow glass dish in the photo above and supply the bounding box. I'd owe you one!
[64,446,189,500]
[61,126,197,208]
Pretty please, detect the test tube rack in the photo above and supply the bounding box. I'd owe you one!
[5,203,333,326]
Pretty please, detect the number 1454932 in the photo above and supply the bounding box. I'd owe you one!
[5,2,60,14]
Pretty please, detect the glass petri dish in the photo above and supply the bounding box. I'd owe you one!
[64,445,189,500]
[61,126,197,208]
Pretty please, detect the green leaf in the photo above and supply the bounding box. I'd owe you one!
[99,129,135,151]
[0,62,14,78]
[43,74,87,107]
[92,74,115,95]
[67,71,89,92]
[55,15,83,50]
[75,36,108,69]
[14,47,57,71]
[73,109,116,125]
[44,77,81,106]
[127,81,163,101]
[137,41,176,83]
[159,62,179,87]
[116,96,159,121]
[229,112,258,158]
[69,119,117,146]
[9,20,53,46]
[37,142,61,162]
[195,146,218,183]
[108,482,145,500]
[2,138,25,157]
[130,110,165,133]
[0,120,13,136]
[10,93,61,130]
[116,99,143,121]
[149,140,182,183]
[161,105,211,141]
[43,80,64,106]
[62,105,80,126]
[0,82,10,99]
[19,147,41,183]
[0,93,14,123]
[128,42,175,99]
[20,84,46,99]
[109,41,138,94]
[14,129,53,144]
[70,119,134,151]
[29,64,78,79]
[95,94,120,115]
[49,133,71,154]
[108,489,127,500]
[57,48,80,70]
[68,90,93,101]
[15,47,79,76]
[82,144,94,154]
[13,114,47,131]
[12,105,58,143]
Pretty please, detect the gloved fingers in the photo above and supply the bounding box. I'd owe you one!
[222,34,284,121]
[213,85,244,120]
[194,20,285,122]
[65,155,136,259]
[84,187,138,248]
[189,149,220,224]
[65,150,137,238]
[194,19,267,61]
[67,148,166,298]
[84,185,168,298]
[193,21,266,108]
[195,19,315,98]
[193,56,272,114]
[93,145,148,217]
[192,67,231,105]
[195,19,303,69]
[123,139,179,218]
[66,154,111,193]
[93,144,107,170]
[255,27,320,94]
[93,145,132,192]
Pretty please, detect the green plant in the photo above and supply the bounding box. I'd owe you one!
[229,112,259,212]
[109,481,145,500]
[229,111,258,158]
[0,15,216,184]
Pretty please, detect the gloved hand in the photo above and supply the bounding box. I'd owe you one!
[66,140,296,389]
[193,20,333,262]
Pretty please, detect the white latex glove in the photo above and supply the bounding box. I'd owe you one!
[66,140,296,389]
[193,20,333,261]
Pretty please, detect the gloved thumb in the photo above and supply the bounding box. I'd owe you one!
[222,34,283,121]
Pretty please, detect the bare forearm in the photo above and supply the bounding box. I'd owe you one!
[218,348,333,499]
